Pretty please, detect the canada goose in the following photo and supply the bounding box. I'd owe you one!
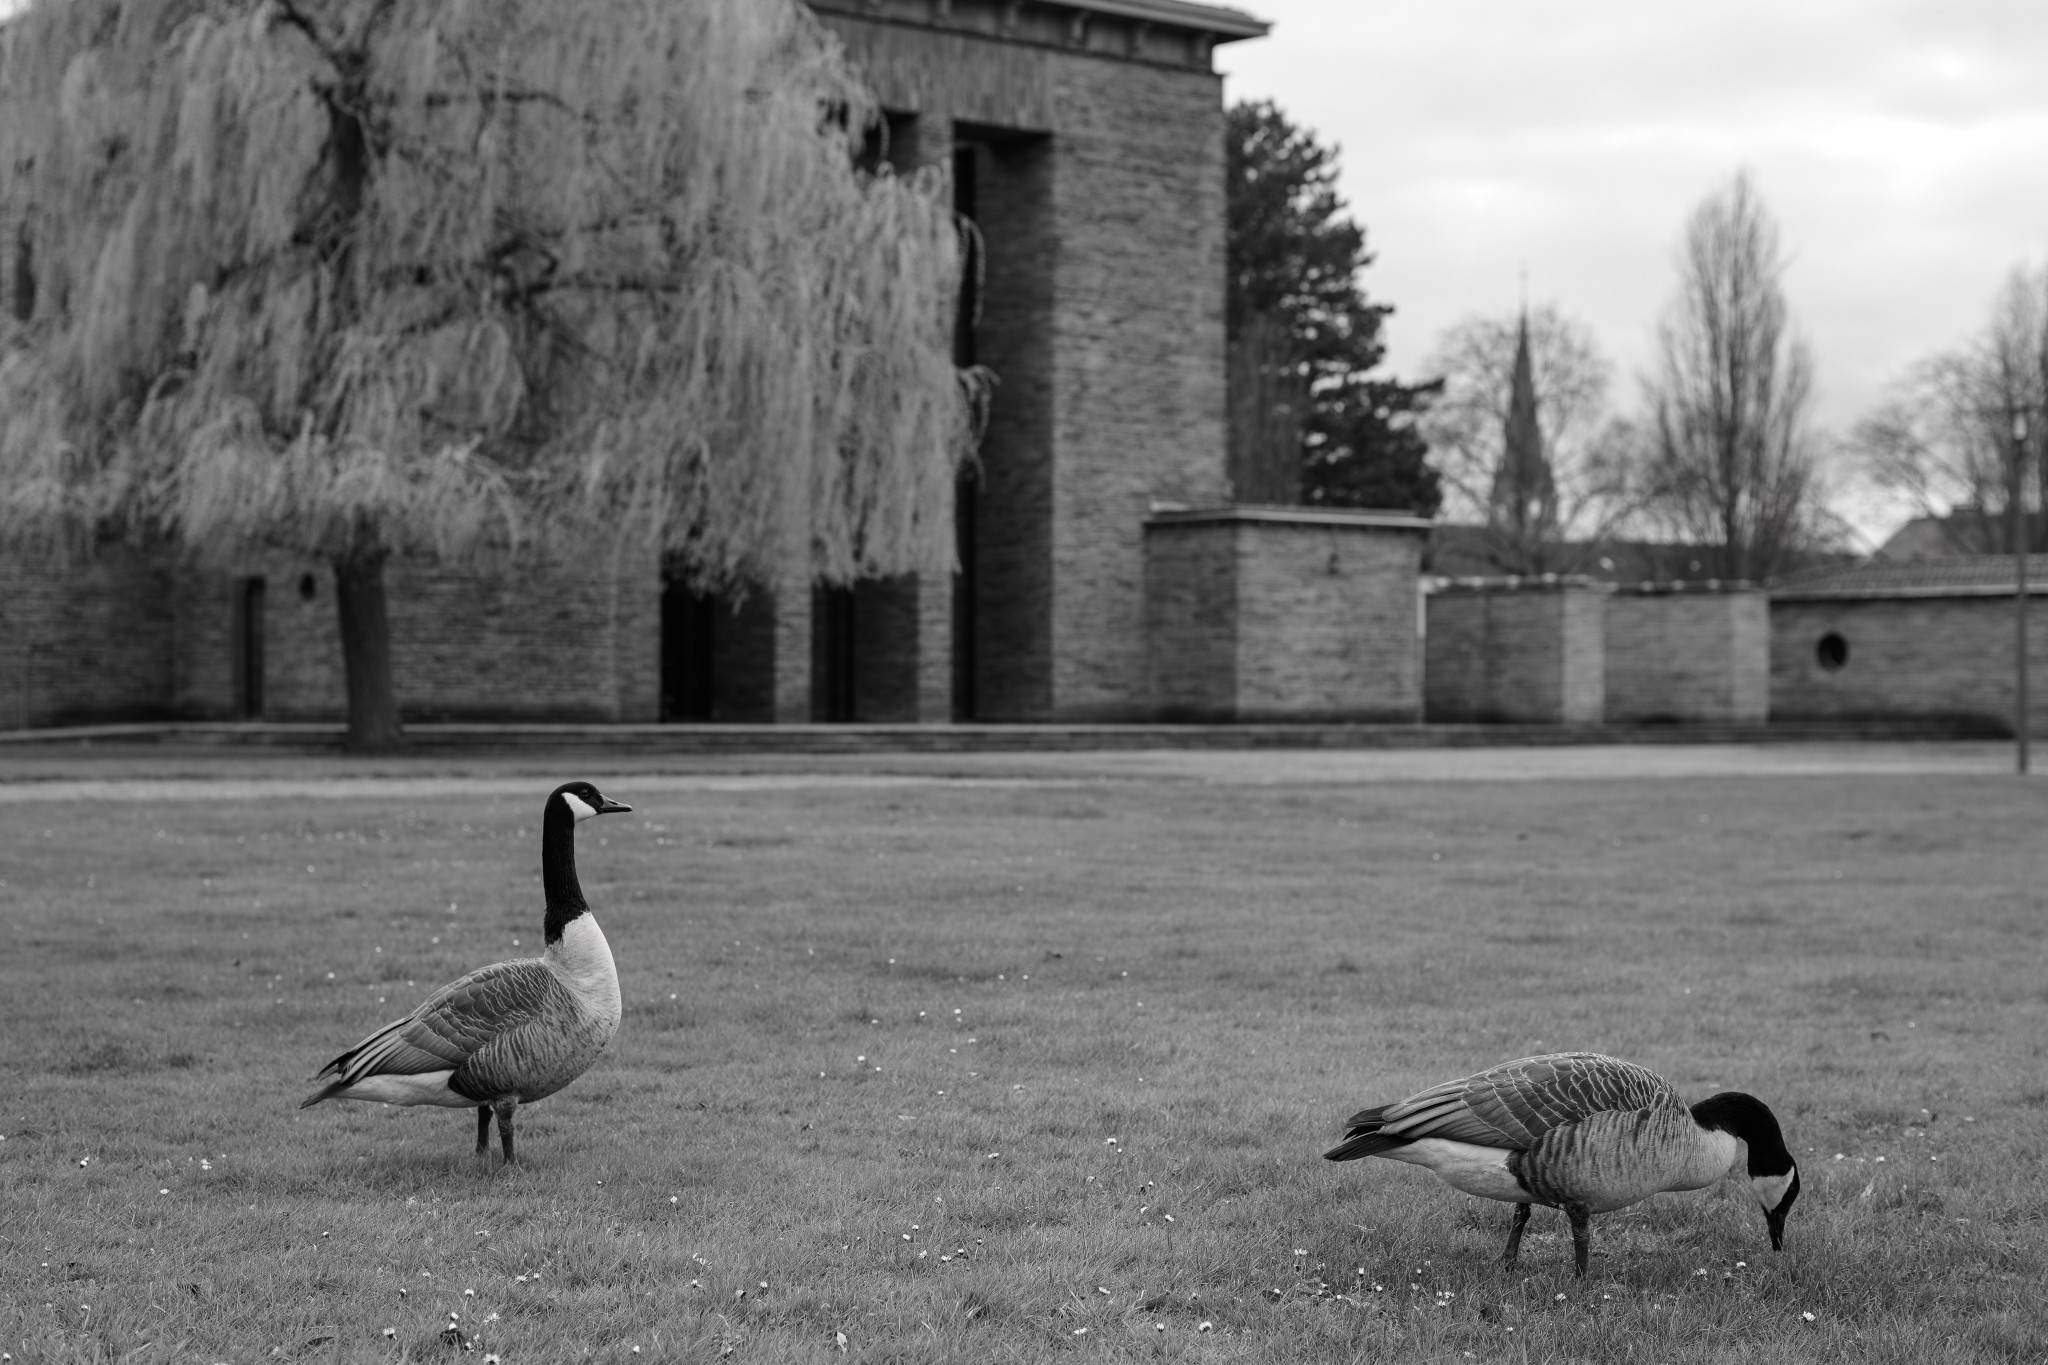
[300,780,633,1162]
[1324,1052,1800,1275]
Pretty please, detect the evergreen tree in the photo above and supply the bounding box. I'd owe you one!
[1225,100,1438,514]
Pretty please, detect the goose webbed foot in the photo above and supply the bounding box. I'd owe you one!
[492,1098,519,1164]
[475,1105,492,1157]
[1565,1203,1592,1276]
[1501,1202,1532,1271]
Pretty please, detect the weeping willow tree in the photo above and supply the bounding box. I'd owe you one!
[0,0,981,750]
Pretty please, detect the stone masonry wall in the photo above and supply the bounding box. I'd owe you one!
[1142,521,1237,718]
[172,552,660,723]
[821,14,1231,721]
[0,546,173,730]
[1231,520,1423,722]
[1145,513,1425,722]
[1426,583,1606,724]
[1771,594,2048,730]
[1606,590,1769,724]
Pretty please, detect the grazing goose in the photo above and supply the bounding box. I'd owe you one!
[301,780,633,1162]
[1324,1052,1800,1275]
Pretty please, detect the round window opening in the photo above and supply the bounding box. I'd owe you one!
[1816,632,1849,672]
[297,572,318,603]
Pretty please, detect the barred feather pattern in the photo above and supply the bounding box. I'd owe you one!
[1348,1052,1677,1150]
[302,954,618,1107]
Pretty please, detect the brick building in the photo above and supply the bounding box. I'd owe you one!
[3,0,1276,730]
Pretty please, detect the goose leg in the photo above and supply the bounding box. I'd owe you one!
[475,1106,492,1156]
[1501,1202,1533,1271]
[492,1098,519,1164]
[1565,1203,1592,1276]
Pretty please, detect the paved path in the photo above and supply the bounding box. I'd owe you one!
[0,741,2019,802]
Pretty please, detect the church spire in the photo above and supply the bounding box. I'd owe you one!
[1491,306,1556,541]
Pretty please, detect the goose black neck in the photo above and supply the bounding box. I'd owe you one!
[541,796,587,942]
[1691,1091,1794,1176]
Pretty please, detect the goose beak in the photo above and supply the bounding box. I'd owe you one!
[1766,1204,1788,1250]
[598,798,633,815]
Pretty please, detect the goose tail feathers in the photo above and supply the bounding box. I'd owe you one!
[297,1016,413,1108]
[1324,1104,1409,1162]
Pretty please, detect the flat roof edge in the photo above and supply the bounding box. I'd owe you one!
[1771,584,2048,601]
[1068,0,1270,39]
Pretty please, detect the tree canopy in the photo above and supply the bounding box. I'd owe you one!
[1639,172,1837,581]
[1856,263,2048,554]
[1224,99,1438,514]
[0,0,982,746]
[1421,304,1641,574]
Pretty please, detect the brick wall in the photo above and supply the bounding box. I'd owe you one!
[1425,581,1606,724]
[1143,520,1238,718]
[1771,593,2048,730]
[0,546,173,730]
[171,551,660,723]
[819,11,1231,721]
[1606,589,1769,724]
[1145,510,1426,722]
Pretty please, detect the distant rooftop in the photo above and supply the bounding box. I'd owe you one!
[1772,555,2048,600]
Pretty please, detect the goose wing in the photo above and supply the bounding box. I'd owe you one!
[1363,1053,1676,1150]
[302,959,553,1103]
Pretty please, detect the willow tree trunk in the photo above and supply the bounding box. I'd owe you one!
[332,548,406,753]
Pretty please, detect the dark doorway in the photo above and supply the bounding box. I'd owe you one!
[661,582,717,721]
[233,577,265,720]
[818,586,858,721]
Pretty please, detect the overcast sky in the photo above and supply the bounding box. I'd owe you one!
[1218,0,2048,538]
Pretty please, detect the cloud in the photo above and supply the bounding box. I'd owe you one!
[1219,0,2048,473]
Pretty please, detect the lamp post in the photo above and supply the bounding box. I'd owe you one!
[2012,407,2032,775]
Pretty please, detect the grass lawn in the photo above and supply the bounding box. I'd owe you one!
[2,763,2044,1363]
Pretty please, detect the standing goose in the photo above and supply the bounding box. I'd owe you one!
[1324,1052,1800,1275]
[301,780,633,1162]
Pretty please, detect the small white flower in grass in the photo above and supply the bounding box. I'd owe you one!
[1156,1323,1167,1332]
[632,1347,641,1355]
[1293,1248,1307,1257]
[1558,1291,1569,1299]
[400,1289,409,1298]
[1197,1321,1213,1333]
[159,1188,169,1195]
[1694,1268,1709,1277]
[1803,1312,1816,1322]
[1164,1214,1174,1222]
[1072,1328,1087,1336]
[464,1289,475,1297]
[484,1357,500,1364]
[382,1329,396,1339]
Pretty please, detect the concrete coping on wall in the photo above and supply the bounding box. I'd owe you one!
[1427,574,1607,595]
[1769,582,2048,602]
[1612,579,1760,596]
[1145,504,1434,533]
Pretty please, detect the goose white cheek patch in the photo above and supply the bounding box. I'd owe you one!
[1752,1171,1795,1210]
[563,792,598,822]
